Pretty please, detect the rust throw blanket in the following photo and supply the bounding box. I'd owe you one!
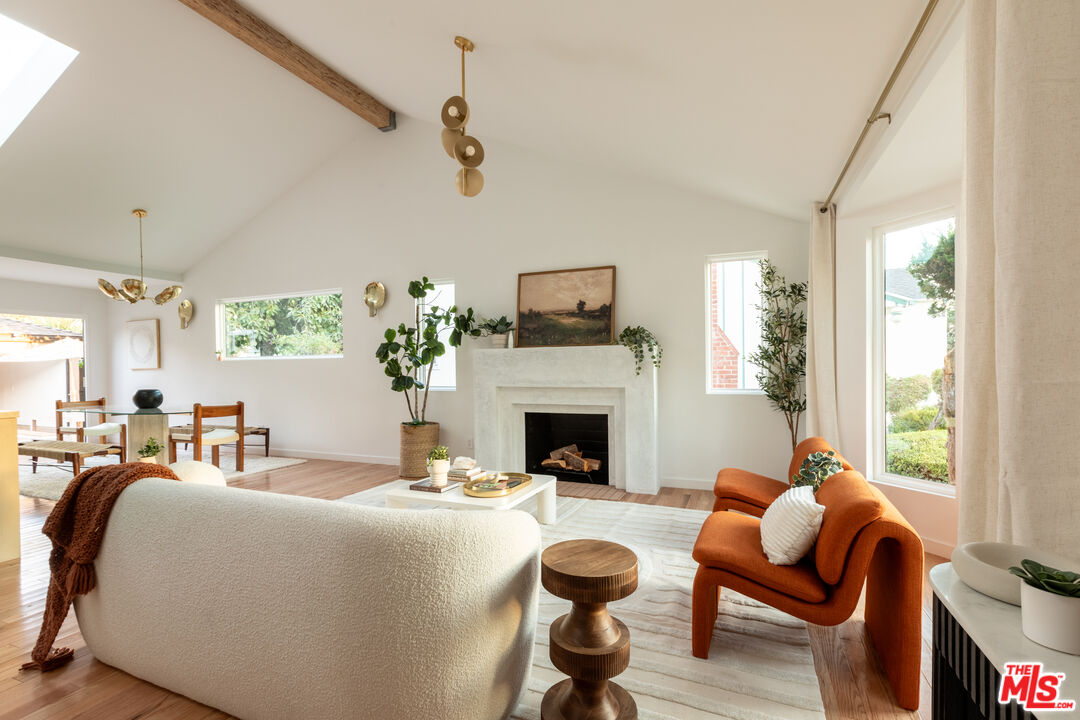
[21,462,179,672]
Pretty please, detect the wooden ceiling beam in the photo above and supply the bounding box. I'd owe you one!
[175,0,395,131]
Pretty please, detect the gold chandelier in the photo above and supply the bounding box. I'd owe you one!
[440,36,484,197]
[97,209,182,305]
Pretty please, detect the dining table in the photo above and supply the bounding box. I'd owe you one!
[67,406,193,464]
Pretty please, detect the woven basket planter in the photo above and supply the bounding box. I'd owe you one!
[399,422,440,478]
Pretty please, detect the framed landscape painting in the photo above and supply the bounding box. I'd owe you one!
[516,266,615,347]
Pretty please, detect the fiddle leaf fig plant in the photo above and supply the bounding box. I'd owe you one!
[791,450,843,491]
[1009,559,1080,598]
[617,326,662,376]
[376,277,466,425]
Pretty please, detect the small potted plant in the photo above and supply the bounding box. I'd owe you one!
[617,326,662,375]
[478,315,515,348]
[1010,559,1080,655]
[791,450,844,491]
[428,445,450,486]
[138,436,164,464]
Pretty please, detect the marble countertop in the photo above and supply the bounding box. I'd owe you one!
[931,563,1080,717]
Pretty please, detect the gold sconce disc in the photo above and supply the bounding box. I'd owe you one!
[453,135,484,168]
[441,96,470,130]
[154,285,183,305]
[454,36,475,52]
[120,278,147,303]
[363,281,387,317]
[455,167,484,197]
[97,278,122,300]
[441,128,464,157]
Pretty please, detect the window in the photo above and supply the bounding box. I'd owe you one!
[218,290,343,359]
[0,12,78,149]
[0,314,85,427]
[419,280,456,390]
[875,215,956,487]
[706,253,764,392]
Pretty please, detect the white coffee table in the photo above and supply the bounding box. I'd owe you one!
[384,474,558,524]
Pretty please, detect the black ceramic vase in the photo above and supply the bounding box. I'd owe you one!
[133,388,164,409]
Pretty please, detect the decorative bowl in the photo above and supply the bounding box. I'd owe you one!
[132,388,164,409]
[951,542,1080,606]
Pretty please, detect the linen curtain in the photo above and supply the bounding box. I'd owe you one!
[806,202,841,446]
[958,0,1080,559]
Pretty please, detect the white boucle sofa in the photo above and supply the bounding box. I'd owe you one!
[73,477,541,720]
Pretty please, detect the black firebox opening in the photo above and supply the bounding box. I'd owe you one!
[524,412,609,485]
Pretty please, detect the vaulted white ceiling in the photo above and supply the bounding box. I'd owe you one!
[0,0,936,277]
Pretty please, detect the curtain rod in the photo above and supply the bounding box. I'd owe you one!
[819,0,939,212]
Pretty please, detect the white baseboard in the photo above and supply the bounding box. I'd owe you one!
[661,476,715,492]
[271,447,398,465]
[921,537,955,559]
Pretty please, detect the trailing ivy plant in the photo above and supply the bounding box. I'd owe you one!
[1009,559,1080,598]
[617,326,662,376]
[746,259,807,451]
[376,277,468,425]
[791,450,843,492]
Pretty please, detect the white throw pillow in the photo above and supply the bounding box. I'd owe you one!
[169,460,227,487]
[759,485,826,566]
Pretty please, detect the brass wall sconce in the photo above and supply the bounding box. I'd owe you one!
[178,299,194,329]
[440,36,484,197]
[364,282,386,317]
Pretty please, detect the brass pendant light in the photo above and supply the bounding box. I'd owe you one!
[441,36,484,196]
[97,209,182,305]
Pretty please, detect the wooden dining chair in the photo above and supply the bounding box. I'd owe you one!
[168,401,244,471]
[55,398,127,462]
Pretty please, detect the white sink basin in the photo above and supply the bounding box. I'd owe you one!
[951,542,1080,606]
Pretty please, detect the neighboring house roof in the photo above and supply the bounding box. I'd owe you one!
[885,269,926,303]
[0,317,81,339]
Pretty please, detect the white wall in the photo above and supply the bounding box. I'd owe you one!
[107,116,808,487]
[0,278,110,419]
[836,182,960,555]
[0,360,69,428]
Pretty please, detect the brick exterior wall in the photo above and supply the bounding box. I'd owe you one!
[709,263,741,389]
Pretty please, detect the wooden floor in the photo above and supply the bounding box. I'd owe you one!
[0,458,945,720]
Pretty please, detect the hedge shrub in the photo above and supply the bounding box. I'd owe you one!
[890,406,938,433]
[886,429,949,483]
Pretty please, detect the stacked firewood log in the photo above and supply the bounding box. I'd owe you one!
[540,444,602,472]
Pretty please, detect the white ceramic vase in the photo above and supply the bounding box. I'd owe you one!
[1021,582,1080,655]
[430,458,451,486]
[486,333,510,348]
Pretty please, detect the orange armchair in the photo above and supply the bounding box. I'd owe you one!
[693,468,924,711]
[712,436,854,513]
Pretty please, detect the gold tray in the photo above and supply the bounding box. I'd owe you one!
[462,472,533,498]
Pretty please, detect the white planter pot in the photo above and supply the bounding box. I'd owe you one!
[486,333,510,348]
[138,456,158,464]
[1021,582,1080,655]
[430,459,450,486]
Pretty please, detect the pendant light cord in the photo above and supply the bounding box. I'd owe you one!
[138,214,145,283]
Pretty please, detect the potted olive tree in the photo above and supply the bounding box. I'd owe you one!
[376,278,471,478]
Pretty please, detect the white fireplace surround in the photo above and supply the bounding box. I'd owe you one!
[473,346,659,494]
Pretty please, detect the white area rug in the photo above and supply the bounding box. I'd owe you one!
[18,452,307,501]
[340,483,826,720]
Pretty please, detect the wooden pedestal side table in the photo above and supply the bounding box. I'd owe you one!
[541,539,639,720]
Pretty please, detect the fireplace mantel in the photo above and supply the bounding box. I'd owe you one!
[473,346,659,494]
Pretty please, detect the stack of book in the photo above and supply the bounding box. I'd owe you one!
[448,465,485,482]
[409,478,462,493]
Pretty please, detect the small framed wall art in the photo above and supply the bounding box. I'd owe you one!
[516,265,615,348]
[127,318,160,370]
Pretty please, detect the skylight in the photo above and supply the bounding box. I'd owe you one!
[0,12,77,149]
